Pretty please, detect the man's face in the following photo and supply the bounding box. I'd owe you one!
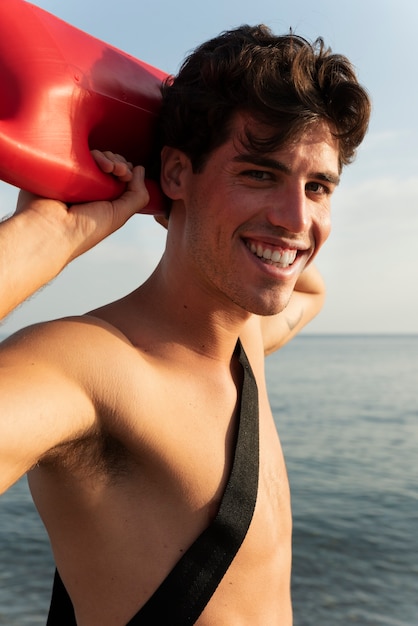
[171,113,340,317]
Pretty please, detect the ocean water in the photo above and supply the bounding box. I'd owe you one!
[266,335,418,626]
[0,334,417,625]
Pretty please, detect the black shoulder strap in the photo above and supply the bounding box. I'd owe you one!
[47,569,76,625]
[47,341,259,626]
[128,340,259,625]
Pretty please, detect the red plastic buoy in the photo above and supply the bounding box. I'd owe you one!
[0,0,168,213]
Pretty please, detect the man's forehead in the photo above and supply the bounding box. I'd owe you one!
[229,111,336,145]
[229,112,339,150]
[227,112,340,169]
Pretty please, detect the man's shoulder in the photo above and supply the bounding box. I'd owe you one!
[0,314,150,396]
[2,314,135,352]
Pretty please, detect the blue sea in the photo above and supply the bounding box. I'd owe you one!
[0,334,417,625]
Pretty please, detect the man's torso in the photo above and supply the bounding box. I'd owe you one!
[26,314,292,625]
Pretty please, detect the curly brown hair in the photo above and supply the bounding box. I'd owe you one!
[154,24,370,175]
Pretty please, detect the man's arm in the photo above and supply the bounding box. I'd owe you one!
[259,264,325,356]
[0,159,149,320]
[0,320,98,493]
[0,156,151,492]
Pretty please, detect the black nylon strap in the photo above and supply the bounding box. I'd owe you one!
[47,569,76,625]
[46,341,259,626]
[128,341,259,625]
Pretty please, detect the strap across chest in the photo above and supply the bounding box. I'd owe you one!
[47,341,260,626]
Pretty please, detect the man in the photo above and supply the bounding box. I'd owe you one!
[0,25,370,625]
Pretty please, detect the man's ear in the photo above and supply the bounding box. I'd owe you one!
[160,146,191,200]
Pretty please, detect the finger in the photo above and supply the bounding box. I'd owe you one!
[91,150,133,180]
[102,151,133,170]
[111,166,150,218]
[111,159,134,182]
[91,149,114,174]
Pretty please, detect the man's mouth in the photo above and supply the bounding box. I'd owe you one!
[246,241,298,268]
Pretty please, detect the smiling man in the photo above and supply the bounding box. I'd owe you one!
[170,115,339,318]
[0,25,370,625]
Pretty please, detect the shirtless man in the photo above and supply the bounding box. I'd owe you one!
[0,25,370,625]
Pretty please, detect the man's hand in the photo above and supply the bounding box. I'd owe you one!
[0,152,150,320]
[16,161,148,261]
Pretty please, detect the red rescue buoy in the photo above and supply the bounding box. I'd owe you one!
[0,0,168,213]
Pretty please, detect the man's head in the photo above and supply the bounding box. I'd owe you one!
[155,24,370,178]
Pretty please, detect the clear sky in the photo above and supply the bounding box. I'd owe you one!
[1,0,417,335]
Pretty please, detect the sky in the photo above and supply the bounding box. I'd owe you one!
[1,0,417,336]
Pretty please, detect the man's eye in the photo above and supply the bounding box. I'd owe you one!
[306,181,329,195]
[244,170,272,181]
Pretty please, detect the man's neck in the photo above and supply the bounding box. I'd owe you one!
[128,265,252,364]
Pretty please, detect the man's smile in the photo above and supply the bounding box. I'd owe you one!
[245,240,299,268]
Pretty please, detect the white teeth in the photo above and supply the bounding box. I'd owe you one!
[247,241,297,267]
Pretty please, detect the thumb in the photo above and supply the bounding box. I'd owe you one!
[66,166,150,261]
[108,166,151,226]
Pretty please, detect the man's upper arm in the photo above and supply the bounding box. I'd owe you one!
[0,324,96,493]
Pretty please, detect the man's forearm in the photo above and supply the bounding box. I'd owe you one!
[0,162,151,322]
[0,211,69,320]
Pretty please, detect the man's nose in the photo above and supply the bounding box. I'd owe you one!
[266,185,309,233]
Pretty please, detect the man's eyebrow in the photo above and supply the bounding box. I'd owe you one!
[314,171,340,186]
[232,154,340,186]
